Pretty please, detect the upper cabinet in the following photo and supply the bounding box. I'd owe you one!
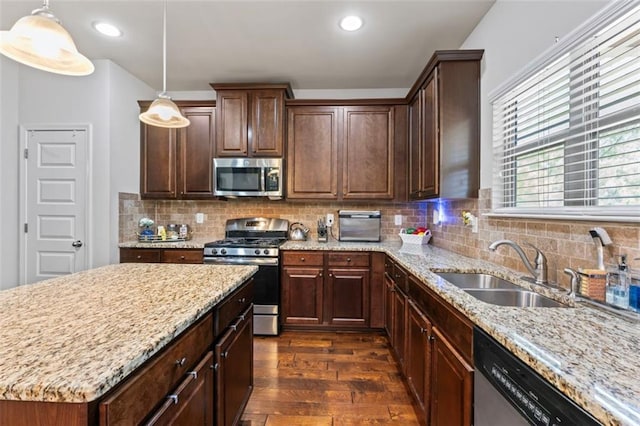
[139,101,216,200]
[286,102,407,201]
[211,83,293,157]
[407,50,483,200]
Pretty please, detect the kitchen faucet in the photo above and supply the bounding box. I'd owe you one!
[488,240,549,285]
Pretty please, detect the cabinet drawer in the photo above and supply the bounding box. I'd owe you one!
[162,249,203,264]
[214,279,254,337]
[281,251,324,266]
[120,248,161,263]
[393,263,408,292]
[327,252,369,267]
[99,313,214,426]
[144,351,213,426]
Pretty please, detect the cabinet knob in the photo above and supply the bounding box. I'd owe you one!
[428,335,435,341]
[346,258,351,262]
[180,255,185,260]
[175,357,187,367]
[300,257,305,262]
[319,272,323,277]
[420,327,427,334]
[136,255,142,259]
[395,274,400,278]
[238,297,246,303]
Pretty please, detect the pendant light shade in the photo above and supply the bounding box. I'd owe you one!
[0,2,94,76]
[139,0,189,129]
[139,95,190,128]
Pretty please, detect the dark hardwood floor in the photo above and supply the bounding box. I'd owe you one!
[240,331,420,425]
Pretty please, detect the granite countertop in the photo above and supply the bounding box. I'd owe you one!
[0,263,257,403]
[119,238,208,249]
[282,240,640,426]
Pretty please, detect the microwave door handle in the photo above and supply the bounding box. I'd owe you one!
[260,167,266,192]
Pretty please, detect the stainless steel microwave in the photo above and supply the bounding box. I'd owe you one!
[213,158,283,199]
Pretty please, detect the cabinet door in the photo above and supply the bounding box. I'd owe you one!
[119,248,161,263]
[326,268,370,327]
[144,351,214,426]
[286,106,339,199]
[342,106,394,199]
[430,327,473,426]
[384,273,394,339]
[421,70,439,198]
[178,107,215,198]
[406,300,432,424]
[281,266,324,325]
[140,124,177,199]
[408,90,423,199]
[216,90,249,156]
[215,306,253,426]
[392,285,407,369]
[250,90,284,156]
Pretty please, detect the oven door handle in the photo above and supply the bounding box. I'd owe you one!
[204,257,279,266]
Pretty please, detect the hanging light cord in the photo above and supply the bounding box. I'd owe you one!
[161,0,168,97]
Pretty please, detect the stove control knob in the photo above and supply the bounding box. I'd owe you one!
[211,249,217,255]
[220,249,227,255]
[263,249,269,255]
[255,249,261,255]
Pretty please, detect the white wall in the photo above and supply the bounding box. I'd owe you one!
[0,58,153,289]
[460,0,609,188]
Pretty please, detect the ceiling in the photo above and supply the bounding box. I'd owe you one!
[0,1,495,92]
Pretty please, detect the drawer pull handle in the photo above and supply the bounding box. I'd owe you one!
[222,351,228,358]
[420,327,427,334]
[167,394,178,405]
[175,357,187,367]
[188,371,197,379]
[428,335,435,341]
[230,324,237,331]
[240,313,245,321]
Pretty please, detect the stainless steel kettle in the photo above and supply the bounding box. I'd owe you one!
[289,222,310,241]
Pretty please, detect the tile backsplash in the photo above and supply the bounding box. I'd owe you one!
[119,190,640,288]
[119,193,427,243]
[427,189,640,288]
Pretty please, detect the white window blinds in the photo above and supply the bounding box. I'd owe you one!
[492,1,640,217]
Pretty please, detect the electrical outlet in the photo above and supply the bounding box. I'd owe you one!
[195,213,204,224]
[394,214,402,226]
[326,213,335,226]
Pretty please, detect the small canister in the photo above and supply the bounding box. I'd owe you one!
[179,224,190,239]
[166,224,180,239]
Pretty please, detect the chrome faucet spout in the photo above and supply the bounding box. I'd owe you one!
[488,239,549,285]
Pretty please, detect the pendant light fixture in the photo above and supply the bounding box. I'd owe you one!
[139,0,189,129]
[0,0,94,76]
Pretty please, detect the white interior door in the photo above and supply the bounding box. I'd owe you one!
[22,127,88,284]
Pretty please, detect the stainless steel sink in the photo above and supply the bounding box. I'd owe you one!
[435,272,521,290]
[464,289,569,308]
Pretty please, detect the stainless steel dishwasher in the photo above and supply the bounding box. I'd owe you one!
[473,327,601,425]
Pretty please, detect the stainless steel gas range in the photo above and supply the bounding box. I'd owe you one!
[203,217,288,336]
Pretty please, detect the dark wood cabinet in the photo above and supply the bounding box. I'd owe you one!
[383,257,408,369]
[139,101,215,200]
[406,300,432,424]
[281,265,324,326]
[286,106,339,199]
[215,305,254,426]
[286,103,404,201]
[145,351,214,426]
[430,327,473,426]
[211,83,293,158]
[326,267,370,327]
[406,50,482,200]
[281,251,373,329]
[119,248,203,264]
[342,106,394,199]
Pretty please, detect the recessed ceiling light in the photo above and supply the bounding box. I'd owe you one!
[339,15,363,32]
[92,21,122,38]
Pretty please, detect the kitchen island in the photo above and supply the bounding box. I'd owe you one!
[0,263,257,425]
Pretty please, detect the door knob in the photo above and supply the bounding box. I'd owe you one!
[72,240,83,248]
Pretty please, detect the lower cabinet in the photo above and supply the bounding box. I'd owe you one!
[388,256,474,426]
[145,351,214,426]
[406,300,432,424]
[215,306,254,426]
[430,327,473,426]
[281,251,372,329]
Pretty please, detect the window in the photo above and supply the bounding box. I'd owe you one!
[492,2,640,217]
